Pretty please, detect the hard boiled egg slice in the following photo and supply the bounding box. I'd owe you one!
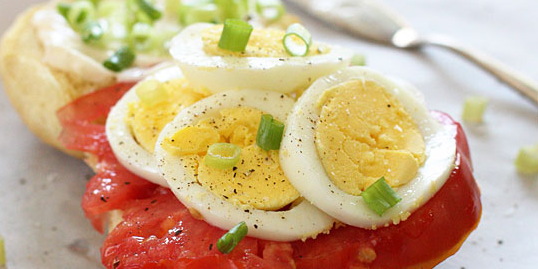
[154,90,335,241]
[280,66,457,229]
[106,66,207,186]
[169,23,353,94]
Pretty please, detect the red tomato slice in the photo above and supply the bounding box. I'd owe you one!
[57,82,135,126]
[58,82,157,232]
[58,84,481,269]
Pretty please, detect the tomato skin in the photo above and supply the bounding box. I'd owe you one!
[59,84,481,269]
[58,82,157,232]
[291,111,481,269]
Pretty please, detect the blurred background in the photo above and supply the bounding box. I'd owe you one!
[0,0,537,268]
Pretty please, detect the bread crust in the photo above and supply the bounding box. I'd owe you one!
[0,4,115,157]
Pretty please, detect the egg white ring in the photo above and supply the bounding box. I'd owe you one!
[106,66,185,187]
[169,23,354,94]
[155,90,335,241]
[280,66,457,229]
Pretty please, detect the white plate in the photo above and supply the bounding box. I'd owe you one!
[0,0,537,268]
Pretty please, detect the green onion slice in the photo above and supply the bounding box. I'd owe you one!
[283,23,312,56]
[215,0,249,21]
[135,0,163,21]
[130,22,154,51]
[218,19,253,52]
[462,96,488,123]
[204,143,242,170]
[361,177,402,216]
[217,221,248,254]
[57,3,71,19]
[67,0,95,29]
[256,0,285,21]
[81,22,104,44]
[515,144,538,175]
[181,3,219,26]
[103,47,136,72]
[256,114,285,151]
[135,79,168,106]
[350,53,366,66]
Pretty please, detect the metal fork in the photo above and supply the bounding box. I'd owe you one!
[287,0,538,106]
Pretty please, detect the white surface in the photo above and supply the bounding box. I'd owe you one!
[0,0,537,268]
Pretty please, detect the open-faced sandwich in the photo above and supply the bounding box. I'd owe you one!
[0,0,296,156]
[2,1,482,268]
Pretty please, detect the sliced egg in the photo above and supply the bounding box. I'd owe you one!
[169,23,353,94]
[154,90,335,241]
[106,66,205,186]
[280,66,457,229]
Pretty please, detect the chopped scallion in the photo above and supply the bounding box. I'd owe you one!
[515,144,538,175]
[135,0,163,21]
[135,79,168,106]
[81,22,104,44]
[217,221,248,254]
[103,47,136,72]
[182,3,220,25]
[361,177,402,216]
[256,0,285,21]
[179,0,216,25]
[218,19,253,52]
[283,23,312,56]
[57,3,71,19]
[96,1,123,17]
[166,0,182,17]
[215,0,249,21]
[462,96,488,123]
[204,143,242,170]
[350,53,366,66]
[67,0,95,29]
[130,22,154,51]
[256,114,285,151]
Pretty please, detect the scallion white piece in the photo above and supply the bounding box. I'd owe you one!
[256,0,285,21]
[350,53,366,66]
[515,144,538,175]
[462,96,488,123]
[283,23,312,57]
[204,143,242,170]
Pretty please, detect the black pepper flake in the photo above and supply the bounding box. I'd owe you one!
[223,195,229,199]
[233,172,237,178]
[244,209,250,213]
[387,104,391,108]
[175,230,183,236]
[497,240,503,245]
[124,182,131,185]
[209,243,213,250]
[254,224,258,229]
[233,189,237,194]
[233,166,238,171]
[100,196,107,203]
[151,200,157,204]
[144,207,149,211]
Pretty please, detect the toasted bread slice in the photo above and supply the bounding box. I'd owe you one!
[0,4,114,157]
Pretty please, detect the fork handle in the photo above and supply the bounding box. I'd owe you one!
[423,35,538,106]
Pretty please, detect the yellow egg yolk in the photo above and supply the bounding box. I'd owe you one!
[126,78,207,153]
[201,25,329,57]
[315,80,426,195]
[162,107,300,210]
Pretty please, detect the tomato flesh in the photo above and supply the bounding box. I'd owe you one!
[58,84,481,268]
